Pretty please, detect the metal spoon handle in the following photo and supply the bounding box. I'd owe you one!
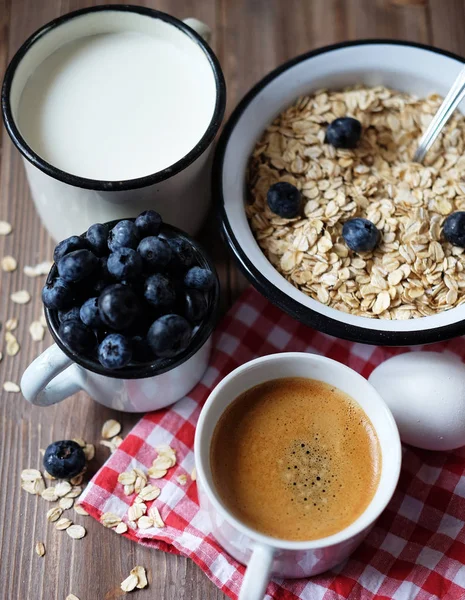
[413,65,465,163]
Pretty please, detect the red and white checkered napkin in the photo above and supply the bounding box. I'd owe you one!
[80,286,465,600]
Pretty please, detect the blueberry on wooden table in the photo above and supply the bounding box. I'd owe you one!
[443,212,465,247]
[43,440,86,479]
[266,181,302,219]
[342,218,380,252]
[325,117,362,149]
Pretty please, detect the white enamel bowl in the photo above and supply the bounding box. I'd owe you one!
[215,40,465,346]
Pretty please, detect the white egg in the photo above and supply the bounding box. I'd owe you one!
[368,352,465,451]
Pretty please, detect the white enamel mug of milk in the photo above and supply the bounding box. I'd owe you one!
[1,6,226,240]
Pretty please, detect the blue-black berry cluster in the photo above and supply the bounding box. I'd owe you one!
[42,211,215,370]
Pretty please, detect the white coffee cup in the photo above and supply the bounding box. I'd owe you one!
[1,6,226,240]
[194,352,401,600]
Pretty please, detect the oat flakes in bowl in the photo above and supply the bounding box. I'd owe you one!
[216,40,465,345]
[246,84,465,320]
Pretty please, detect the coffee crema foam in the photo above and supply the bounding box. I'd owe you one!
[210,377,381,541]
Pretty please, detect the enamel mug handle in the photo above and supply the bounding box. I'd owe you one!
[21,344,82,407]
[182,18,212,44]
[239,544,275,600]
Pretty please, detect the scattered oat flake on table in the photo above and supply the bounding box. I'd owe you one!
[152,455,173,470]
[72,437,86,448]
[101,419,121,439]
[59,497,74,510]
[29,321,45,341]
[0,221,12,235]
[70,473,84,486]
[191,467,197,481]
[137,484,160,502]
[6,332,20,356]
[5,317,18,331]
[4,381,20,393]
[121,573,139,593]
[41,487,58,502]
[23,260,53,278]
[74,504,89,516]
[100,512,121,528]
[66,524,86,539]
[10,290,31,304]
[56,517,72,530]
[66,485,82,499]
[131,565,148,589]
[115,522,128,534]
[1,255,17,272]
[177,474,188,486]
[21,468,42,482]
[66,595,80,600]
[55,481,72,497]
[100,435,123,452]
[46,507,63,522]
[83,443,95,461]
[39,313,47,328]
[35,541,45,557]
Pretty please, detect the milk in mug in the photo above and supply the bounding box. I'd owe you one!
[17,31,217,180]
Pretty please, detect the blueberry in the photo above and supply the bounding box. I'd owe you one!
[53,236,88,263]
[166,236,194,269]
[267,182,301,218]
[98,284,139,330]
[443,212,465,247]
[98,333,132,369]
[108,220,140,251]
[57,249,99,283]
[325,117,362,149]
[59,320,95,354]
[184,290,208,324]
[135,210,162,237]
[86,223,109,256]
[132,335,156,363]
[107,248,143,281]
[42,277,75,310]
[138,236,172,271]
[342,218,380,252]
[43,440,86,479]
[147,314,192,358]
[80,297,103,328]
[58,306,81,323]
[144,273,176,310]
[184,266,215,291]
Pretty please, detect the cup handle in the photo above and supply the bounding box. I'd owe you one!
[239,543,275,600]
[182,18,212,44]
[21,344,82,407]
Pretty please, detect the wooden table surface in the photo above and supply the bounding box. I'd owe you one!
[0,0,464,598]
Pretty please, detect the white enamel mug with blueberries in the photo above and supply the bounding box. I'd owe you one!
[21,220,219,412]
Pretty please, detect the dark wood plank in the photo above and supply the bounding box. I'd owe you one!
[428,0,465,56]
[0,0,439,598]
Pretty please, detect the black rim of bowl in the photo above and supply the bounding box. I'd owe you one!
[1,4,226,192]
[45,220,220,379]
[214,39,465,347]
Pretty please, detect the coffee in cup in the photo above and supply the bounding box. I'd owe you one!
[210,377,381,541]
